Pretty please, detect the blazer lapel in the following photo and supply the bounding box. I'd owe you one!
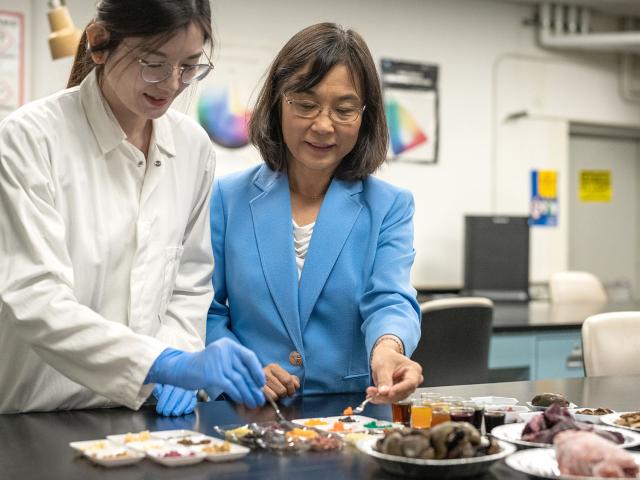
[298,178,363,331]
[249,166,303,352]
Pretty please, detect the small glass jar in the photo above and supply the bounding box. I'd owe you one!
[391,397,412,426]
[449,406,475,424]
[410,398,433,429]
[484,410,506,433]
[462,401,484,430]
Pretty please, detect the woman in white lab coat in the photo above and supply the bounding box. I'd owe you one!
[0,0,265,415]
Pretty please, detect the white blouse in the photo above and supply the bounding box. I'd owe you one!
[293,219,315,280]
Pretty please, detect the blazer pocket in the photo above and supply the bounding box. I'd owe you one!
[158,246,184,317]
[342,372,370,381]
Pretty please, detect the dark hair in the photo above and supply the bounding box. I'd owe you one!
[248,23,388,181]
[67,0,212,88]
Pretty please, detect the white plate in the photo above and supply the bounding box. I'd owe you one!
[470,396,519,406]
[527,402,578,411]
[125,439,169,453]
[150,429,201,440]
[69,439,117,453]
[167,434,219,448]
[198,440,251,463]
[568,408,616,425]
[491,422,640,449]
[601,412,640,432]
[292,415,382,434]
[106,431,157,444]
[146,447,207,467]
[518,411,543,424]
[84,447,145,467]
[357,436,516,478]
[506,447,640,480]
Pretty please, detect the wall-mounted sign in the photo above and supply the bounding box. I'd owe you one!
[530,169,558,226]
[579,170,611,202]
[0,10,24,121]
[381,59,438,164]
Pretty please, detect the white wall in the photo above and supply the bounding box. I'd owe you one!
[25,0,640,288]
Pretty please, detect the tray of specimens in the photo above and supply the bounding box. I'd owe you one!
[70,429,249,467]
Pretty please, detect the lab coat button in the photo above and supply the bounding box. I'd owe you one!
[154,160,161,167]
[137,161,144,167]
[289,351,303,366]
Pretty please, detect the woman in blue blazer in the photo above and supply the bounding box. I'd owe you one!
[207,23,422,403]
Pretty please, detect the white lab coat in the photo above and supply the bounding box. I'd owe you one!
[0,70,215,413]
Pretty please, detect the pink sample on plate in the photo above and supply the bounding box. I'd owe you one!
[554,430,639,478]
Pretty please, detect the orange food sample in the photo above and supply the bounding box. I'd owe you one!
[343,406,353,416]
[329,422,351,433]
[304,418,328,427]
[286,428,318,439]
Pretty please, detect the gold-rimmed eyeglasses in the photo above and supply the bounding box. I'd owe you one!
[283,92,365,124]
[137,50,214,85]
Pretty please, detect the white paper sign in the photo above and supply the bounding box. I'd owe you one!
[0,11,24,120]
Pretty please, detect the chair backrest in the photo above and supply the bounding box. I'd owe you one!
[582,311,640,377]
[413,297,493,387]
[549,271,607,304]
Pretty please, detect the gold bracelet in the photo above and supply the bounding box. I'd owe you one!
[372,334,405,356]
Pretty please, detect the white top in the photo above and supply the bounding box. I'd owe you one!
[0,70,216,413]
[292,219,315,280]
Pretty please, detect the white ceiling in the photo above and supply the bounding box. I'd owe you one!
[501,0,640,17]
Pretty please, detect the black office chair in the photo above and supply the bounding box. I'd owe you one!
[412,297,493,387]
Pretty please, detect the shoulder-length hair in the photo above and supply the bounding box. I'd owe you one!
[248,23,388,181]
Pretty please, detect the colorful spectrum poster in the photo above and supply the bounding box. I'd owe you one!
[193,45,270,157]
[0,11,24,121]
[381,59,438,163]
[530,169,558,226]
[579,170,611,202]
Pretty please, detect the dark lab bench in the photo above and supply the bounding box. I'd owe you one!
[3,376,640,479]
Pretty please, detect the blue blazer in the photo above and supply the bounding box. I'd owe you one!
[206,164,420,395]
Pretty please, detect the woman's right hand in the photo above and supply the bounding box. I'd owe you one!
[263,363,300,400]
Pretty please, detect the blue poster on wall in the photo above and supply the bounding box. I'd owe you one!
[530,169,558,227]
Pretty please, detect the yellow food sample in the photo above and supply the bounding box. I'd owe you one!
[343,432,369,445]
[225,426,251,438]
[286,428,318,440]
[123,431,151,443]
[304,419,328,426]
[202,441,232,454]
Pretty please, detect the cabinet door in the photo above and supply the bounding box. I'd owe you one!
[535,333,584,379]
[489,333,535,379]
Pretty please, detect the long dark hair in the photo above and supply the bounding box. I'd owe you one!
[248,23,388,181]
[67,0,212,88]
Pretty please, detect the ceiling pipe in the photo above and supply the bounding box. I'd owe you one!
[539,2,640,53]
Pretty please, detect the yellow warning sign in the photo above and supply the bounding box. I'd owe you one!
[537,170,557,198]
[579,170,611,202]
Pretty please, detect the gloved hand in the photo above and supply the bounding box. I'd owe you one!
[152,384,197,416]
[146,338,266,409]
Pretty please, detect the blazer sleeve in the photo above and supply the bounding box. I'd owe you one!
[206,179,241,345]
[359,189,421,359]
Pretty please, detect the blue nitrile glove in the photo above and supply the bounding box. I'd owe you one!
[152,384,197,416]
[146,338,266,409]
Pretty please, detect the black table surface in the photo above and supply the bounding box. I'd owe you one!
[3,375,640,480]
[491,300,640,332]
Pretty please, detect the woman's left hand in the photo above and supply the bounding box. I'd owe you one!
[153,384,197,416]
[367,343,423,403]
